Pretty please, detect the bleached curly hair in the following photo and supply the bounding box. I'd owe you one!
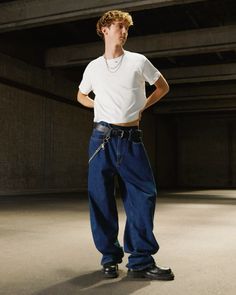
[96,10,133,39]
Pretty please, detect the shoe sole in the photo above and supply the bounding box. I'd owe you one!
[103,272,119,279]
[127,271,174,281]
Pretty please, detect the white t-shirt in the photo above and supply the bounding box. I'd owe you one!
[79,50,161,123]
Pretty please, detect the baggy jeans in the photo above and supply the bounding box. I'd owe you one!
[88,121,159,270]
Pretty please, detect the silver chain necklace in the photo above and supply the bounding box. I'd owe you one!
[103,53,125,73]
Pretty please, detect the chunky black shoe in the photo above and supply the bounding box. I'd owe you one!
[127,264,174,280]
[102,263,119,278]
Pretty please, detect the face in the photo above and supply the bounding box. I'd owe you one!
[102,20,129,46]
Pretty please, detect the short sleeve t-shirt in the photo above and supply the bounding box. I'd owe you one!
[79,50,161,124]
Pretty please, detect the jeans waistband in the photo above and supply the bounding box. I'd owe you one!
[94,121,138,130]
[89,122,142,163]
[93,122,140,139]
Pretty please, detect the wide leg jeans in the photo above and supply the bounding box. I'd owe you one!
[88,121,159,270]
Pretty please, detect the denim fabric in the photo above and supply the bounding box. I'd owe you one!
[88,121,159,270]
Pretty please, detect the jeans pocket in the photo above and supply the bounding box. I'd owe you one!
[131,138,143,144]
[129,130,143,143]
[91,129,106,140]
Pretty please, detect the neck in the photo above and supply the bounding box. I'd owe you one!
[104,43,124,59]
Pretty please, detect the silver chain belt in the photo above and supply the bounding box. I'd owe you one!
[88,133,111,163]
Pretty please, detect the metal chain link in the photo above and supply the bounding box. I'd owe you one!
[88,134,111,163]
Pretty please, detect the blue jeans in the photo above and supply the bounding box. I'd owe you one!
[88,121,159,270]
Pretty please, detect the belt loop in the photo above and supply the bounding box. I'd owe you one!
[106,123,112,138]
[105,127,112,139]
[128,129,132,141]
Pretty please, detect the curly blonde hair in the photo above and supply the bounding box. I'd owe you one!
[96,10,133,39]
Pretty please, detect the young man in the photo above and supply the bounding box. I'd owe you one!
[77,10,174,280]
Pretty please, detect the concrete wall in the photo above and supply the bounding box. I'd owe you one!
[2,78,236,194]
[0,57,156,196]
[1,51,235,194]
[156,115,177,188]
[2,75,235,194]
[0,81,92,195]
[156,113,236,188]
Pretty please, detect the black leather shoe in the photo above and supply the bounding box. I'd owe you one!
[127,264,174,280]
[102,263,119,278]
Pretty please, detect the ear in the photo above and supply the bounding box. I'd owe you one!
[101,26,108,36]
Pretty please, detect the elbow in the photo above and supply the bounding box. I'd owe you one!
[161,84,169,97]
[155,76,170,96]
[165,80,170,94]
[165,83,170,94]
[77,92,80,102]
[77,91,83,104]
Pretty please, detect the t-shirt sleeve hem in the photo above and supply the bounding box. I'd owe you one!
[148,71,161,85]
[78,85,89,95]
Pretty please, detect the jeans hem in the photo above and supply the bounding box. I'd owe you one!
[126,262,155,271]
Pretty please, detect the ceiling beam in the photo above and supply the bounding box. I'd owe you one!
[163,63,236,84]
[155,97,236,114]
[45,25,236,68]
[0,0,206,33]
[0,52,77,102]
[154,82,236,113]
[166,82,236,100]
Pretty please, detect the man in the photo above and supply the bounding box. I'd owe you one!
[77,10,174,280]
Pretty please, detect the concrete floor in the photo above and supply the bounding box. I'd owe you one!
[0,190,236,295]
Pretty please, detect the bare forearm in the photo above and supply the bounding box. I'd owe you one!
[77,91,94,108]
[138,76,169,123]
[144,87,168,110]
[143,75,169,111]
